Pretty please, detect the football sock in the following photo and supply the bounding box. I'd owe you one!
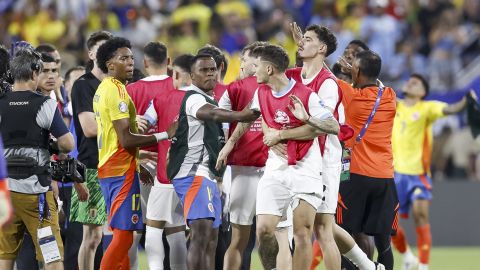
[166,230,187,270]
[416,224,432,265]
[100,229,133,270]
[145,226,165,270]
[391,225,408,253]
[343,244,376,270]
[310,239,323,270]
[374,235,393,270]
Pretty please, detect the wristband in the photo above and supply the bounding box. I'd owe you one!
[153,132,168,142]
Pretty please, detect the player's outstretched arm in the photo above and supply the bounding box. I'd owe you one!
[112,118,177,149]
[443,90,473,115]
[196,103,260,123]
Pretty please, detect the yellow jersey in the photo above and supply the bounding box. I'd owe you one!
[93,77,138,178]
[392,100,447,175]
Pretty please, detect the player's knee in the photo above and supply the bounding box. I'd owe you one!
[85,229,102,250]
[294,227,312,246]
[256,223,275,241]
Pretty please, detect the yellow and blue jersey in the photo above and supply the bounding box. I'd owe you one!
[392,100,447,175]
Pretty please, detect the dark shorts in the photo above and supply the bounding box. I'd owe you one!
[336,173,399,236]
[394,172,432,219]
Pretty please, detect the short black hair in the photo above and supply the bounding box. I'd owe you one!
[0,45,9,78]
[348,40,369,51]
[241,41,268,57]
[355,50,381,79]
[10,49,42,82]
[144,41,168,66]
[251,44,289,72]
[190,54,216,71]
[411,73,430,98]
[197,44,227,77]
[65,66,85,82]
[41,53,56,63]
[36,43,56,54]
[96,37,132,74]
[173,54,195,73]
[305,24,337,57]
[87,31,113,50]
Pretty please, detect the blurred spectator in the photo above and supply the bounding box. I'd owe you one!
[86,3,121,33]
[428,7,468,91]
[388,39,427,90]
[360,0,401,73]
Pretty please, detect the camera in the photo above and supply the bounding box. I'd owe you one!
[51,156,86,183]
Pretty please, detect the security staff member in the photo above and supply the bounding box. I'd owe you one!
[0,48,74,270]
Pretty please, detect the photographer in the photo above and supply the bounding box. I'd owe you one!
[0,48,74,270]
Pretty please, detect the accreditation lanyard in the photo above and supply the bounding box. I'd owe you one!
[355,86,384,144]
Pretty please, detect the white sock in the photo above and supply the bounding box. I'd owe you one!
[166,230,187,270]
[128,231,142,270]
[343,244,376,270]
[146,226,165,270]
[404,247,415,259]
[419,263,429,270]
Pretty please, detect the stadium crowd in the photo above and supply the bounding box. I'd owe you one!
[0,1,479,270]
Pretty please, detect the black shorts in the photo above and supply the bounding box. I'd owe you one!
[336,173,399,236]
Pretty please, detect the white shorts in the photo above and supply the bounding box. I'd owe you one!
[228,166,263,225]
[146,183,185,227]
[276,205,293,228]
[256,168,323,218]
[317,164,341,214]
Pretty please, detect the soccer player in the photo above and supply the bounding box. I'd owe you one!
[336,50,398,270]
[218,44,339,270]
[142,54,195,270]
[70,30,112,270]
[219,41,291,270]
[126,41,173,269]
[166,54,259,270]
[391,74,468,270]
[93,37,176,270]
[197,44,228,102]
[287,23,343,270]
[332,40,370,83]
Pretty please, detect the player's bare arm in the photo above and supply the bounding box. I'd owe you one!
[442,91,473,115]
[78,111,98,138]
[288,95,339,134]
[215,121,254,171]
[112,118,177,149]
[195,102,260,123]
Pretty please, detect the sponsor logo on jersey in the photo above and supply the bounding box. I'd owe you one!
[208,203,214,213]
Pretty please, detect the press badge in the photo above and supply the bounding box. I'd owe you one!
[37,226,61,263]
[340,147,351,181]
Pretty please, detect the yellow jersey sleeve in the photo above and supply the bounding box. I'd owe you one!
[426,101,447,123]
[106,79,131,121]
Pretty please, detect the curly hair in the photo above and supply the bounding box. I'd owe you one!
[96,37,131,74]
[305,24,338,57]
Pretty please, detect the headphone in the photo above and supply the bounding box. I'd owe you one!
[10,41,43,73]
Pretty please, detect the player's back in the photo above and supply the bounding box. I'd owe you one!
[338,79,396,178]
[153,89,187,183]
[94,77,138,178]
[225,76,267,167]
[126,75,174,115]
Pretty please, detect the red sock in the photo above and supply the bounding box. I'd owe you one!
[416,224,432,264]
[391,225,408,254]
[100,229,133,270]
[310,239,323,270]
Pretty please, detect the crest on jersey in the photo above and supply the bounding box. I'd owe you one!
[274,110,289,124]
[89,208,98,218]
[131,214,139,224]
[119,101,128,113]
[208,203,214,213]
